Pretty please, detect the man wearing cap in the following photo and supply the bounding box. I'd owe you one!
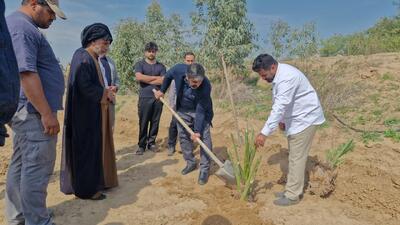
[61,23,118,201]
[5,0,66,224]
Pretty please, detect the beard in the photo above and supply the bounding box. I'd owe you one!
[37,19,53,29]
[146,55,155,60]
[93,45,107,57]
[265,75,275,83]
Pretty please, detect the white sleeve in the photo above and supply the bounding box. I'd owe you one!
[261,76,298,136]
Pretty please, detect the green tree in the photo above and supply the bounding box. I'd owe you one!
[288,22,319,59]
[268,19,290,59]
[110,19,146,93]
[110,0,189,92]
[191,0,256,76]
[267,20,319,60]
[320,34,347,56]
[144,1,190,66]
[320,2,400,57]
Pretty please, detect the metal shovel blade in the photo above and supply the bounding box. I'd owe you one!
[215,160,236,184]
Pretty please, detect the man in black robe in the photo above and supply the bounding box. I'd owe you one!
[61,23,118,200]
[0,0,19,147]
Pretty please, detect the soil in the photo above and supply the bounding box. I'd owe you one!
[0,53,399,225]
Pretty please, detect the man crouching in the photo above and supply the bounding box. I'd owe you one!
[154,63,213,185]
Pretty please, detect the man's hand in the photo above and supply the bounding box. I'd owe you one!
[191,133,201,142]
[108,85,118,93]
[106,89,116,104]
[0,124,9,147]
[41,113,60,136]
[153,90,164,100]
[279,122,286,131]
[20,72,59,135]
[255,133,267,149]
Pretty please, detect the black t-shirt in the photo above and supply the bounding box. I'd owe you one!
[134,59,166,98]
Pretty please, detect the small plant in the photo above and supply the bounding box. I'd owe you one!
[384,129,400,142]
[353,115,366,126]
[372,109,383,118]
[361,132,382,144]
[326,139,355,168]
[381,72,394,81]
[228,130,262,201]
[384,118,400,127]
[318,121,329,129]
[369,94,380,105]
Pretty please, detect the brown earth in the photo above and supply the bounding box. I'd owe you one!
[0,53,399,225]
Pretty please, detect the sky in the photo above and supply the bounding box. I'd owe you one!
[4,0,397,65]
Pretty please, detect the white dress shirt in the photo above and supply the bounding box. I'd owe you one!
[261,63,325,137]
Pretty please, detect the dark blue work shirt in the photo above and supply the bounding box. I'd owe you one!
[6,11,65,113]
[180,80,196,111]
[160,63,213,133]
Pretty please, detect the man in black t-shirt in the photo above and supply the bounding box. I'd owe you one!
[134,42,166,155]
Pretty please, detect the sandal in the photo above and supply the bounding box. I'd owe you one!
[90,192,106,201]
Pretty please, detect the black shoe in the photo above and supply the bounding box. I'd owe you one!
[198,171,209,185]
[89,193,107,201]
[136,147,145,155]
[181,164,196,175]
[147,144,158,152]
[167,146,175,156]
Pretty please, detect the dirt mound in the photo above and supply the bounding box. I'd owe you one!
[307,161,337,197]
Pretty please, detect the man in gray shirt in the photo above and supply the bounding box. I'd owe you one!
[5,0,66,224]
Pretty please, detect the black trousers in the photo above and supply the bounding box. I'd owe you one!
[167,116,178,148]
[138,97,163,149]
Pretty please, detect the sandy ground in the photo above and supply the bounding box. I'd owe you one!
[0,53,399,225]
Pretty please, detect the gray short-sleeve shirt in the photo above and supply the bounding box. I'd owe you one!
[6,11,65,113]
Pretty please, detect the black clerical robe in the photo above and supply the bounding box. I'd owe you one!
[60,48,118,199]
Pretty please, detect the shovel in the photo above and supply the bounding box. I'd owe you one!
[153,89,235,184]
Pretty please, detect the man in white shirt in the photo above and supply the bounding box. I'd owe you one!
[253,54,325,206]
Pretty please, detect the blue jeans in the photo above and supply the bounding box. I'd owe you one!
[5,106,57,225]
